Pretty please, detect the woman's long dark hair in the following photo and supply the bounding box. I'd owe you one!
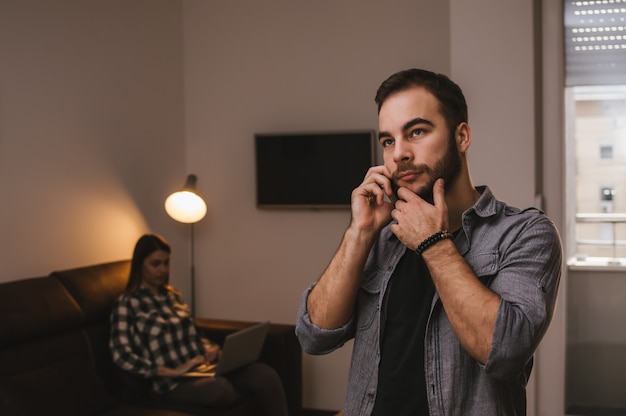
[125,233,171,294]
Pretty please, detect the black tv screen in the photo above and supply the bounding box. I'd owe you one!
[255,130,376,208]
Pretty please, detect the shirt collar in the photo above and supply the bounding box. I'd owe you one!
[136,285,168,296]
[465,185,497,218]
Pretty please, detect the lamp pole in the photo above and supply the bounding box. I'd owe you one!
[164,174,207,318]
[190,222,196,316]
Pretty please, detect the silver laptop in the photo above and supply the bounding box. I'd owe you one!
[182,321,270,377]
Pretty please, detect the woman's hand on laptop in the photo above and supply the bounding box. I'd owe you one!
[202,339,221,364]
[156,355,206,377]
[204,345,220,364]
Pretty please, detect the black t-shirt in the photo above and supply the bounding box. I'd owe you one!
[371,249,435,416]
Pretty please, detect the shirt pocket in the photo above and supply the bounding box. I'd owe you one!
[355,269,382,331]
[464,250,500,284]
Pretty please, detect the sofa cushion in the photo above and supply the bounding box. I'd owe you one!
[0,330,116,416]
[0,276,82,348]
[51,260,130,322]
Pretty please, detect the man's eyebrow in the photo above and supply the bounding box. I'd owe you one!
[403,117,434,132]
[378,117,435,140]
[378,130,391,140]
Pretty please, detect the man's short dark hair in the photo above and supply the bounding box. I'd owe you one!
[375,68,468,134]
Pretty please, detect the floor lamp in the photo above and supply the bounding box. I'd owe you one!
[164,174,207,316]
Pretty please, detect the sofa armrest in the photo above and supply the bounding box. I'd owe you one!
[195,318,302,416]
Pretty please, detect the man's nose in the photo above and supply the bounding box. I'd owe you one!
[393,139,412,162]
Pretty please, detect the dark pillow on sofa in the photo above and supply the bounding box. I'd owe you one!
[0,331,116,416]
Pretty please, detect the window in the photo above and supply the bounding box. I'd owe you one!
[599,143,613,160]
[566,85,626,265]
[600,186,615,202]
[565,1,626,267]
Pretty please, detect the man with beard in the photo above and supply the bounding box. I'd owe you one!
[295,68,562,416]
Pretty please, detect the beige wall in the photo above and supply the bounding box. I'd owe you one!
[0,0,189,289]
[450,0,537,208]
[537,1,567,416]
[0,0,567,413]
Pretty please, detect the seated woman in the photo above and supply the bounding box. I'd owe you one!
[109,233,288,416]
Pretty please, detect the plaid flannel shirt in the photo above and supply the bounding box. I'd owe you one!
[109,286,205,394]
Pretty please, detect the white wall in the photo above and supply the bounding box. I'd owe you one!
[450,0,537,208]
[536,1,567,415]
[0,0,189,293]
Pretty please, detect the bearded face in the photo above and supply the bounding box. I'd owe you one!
[392,131,461,204]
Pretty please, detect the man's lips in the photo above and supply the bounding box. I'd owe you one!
[396,171,422,183]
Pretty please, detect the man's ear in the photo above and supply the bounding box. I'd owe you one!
[456,122,471,153]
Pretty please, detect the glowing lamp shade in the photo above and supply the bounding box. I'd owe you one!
[164,174,207,224]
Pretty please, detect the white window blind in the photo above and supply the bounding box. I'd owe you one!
[565,0,626,86]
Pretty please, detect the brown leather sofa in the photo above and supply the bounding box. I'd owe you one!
[0,260,302,416]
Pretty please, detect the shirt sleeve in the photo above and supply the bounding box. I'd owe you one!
[295,283,355,355]
[484,215,563,380]
[109,296,158,377]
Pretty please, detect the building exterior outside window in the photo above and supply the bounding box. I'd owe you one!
[566,86,626,265]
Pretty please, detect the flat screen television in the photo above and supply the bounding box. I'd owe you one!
[255,130,377,208]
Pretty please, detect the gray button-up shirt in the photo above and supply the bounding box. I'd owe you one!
[296,186,562,416]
